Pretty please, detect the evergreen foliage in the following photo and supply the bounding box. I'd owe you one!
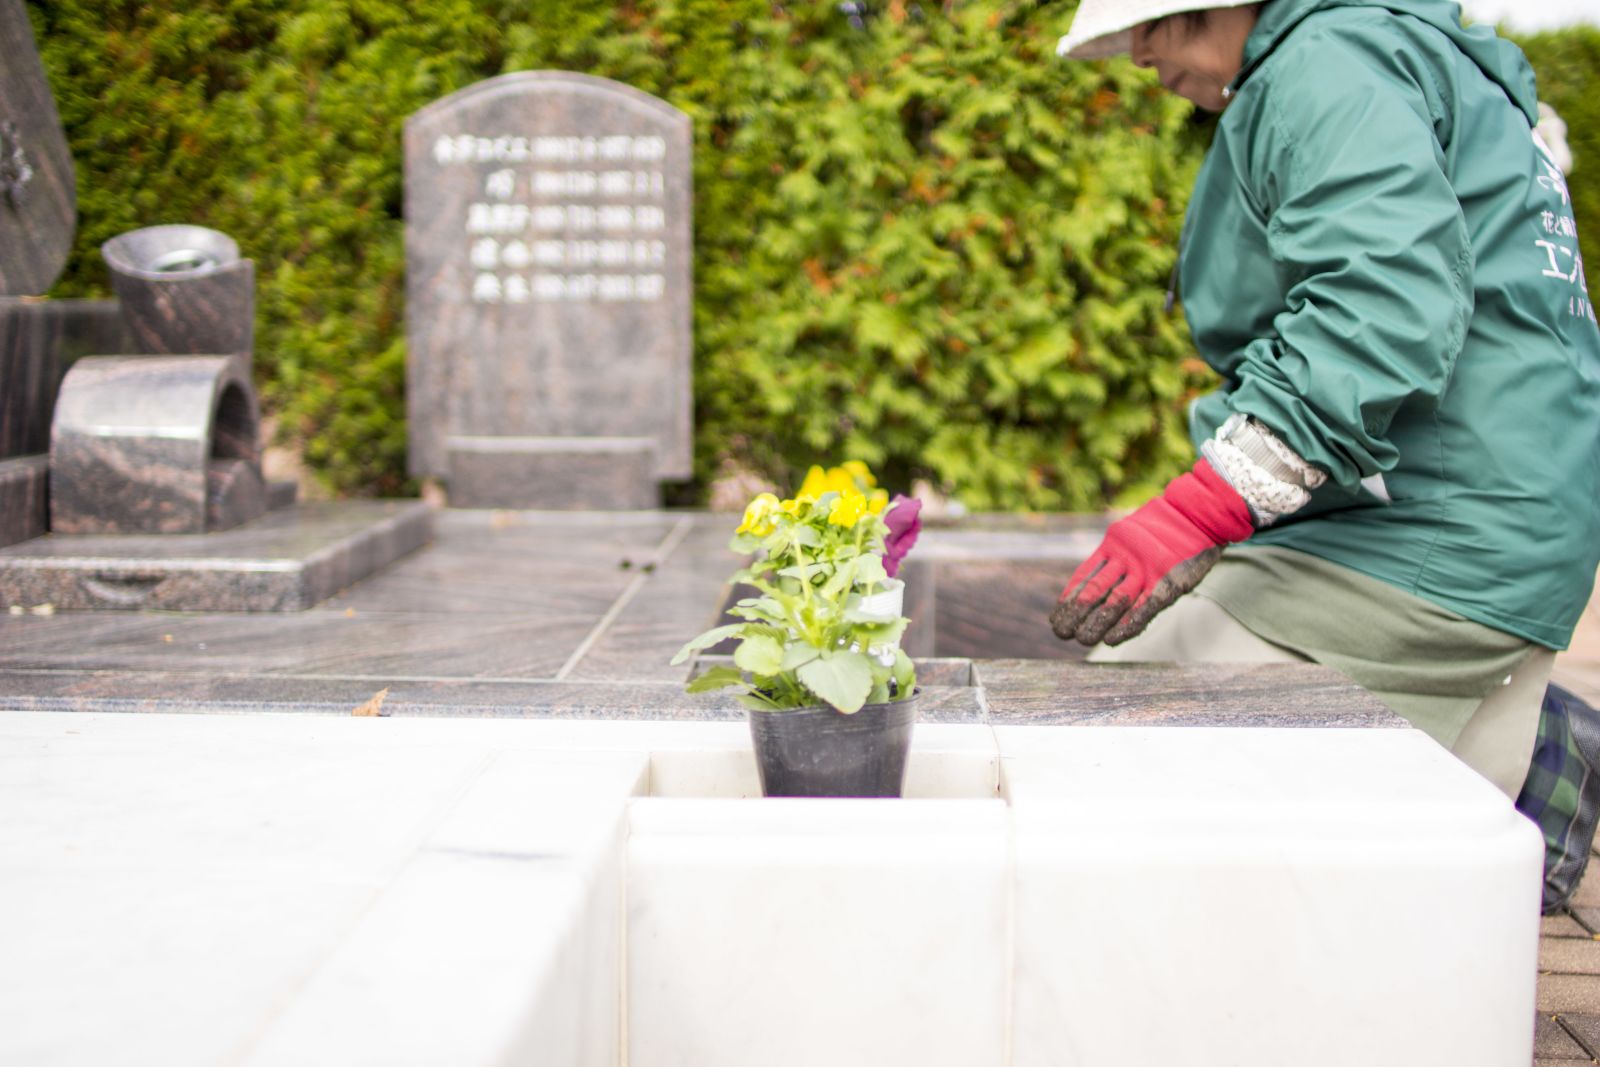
[1515,26,1600,251]
[28,3,1600,506]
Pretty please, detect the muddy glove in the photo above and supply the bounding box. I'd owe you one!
[1051,414,1327,646]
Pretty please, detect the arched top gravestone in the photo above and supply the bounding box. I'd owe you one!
[404,72,692,501]
[0,0,76,296]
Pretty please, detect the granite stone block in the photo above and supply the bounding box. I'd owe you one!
[0,453,46,547]
[0,500,432,612]
[445,435,658,509]
[0,298,125,460]
[206,457,267,531]
[896,524,1109,661]
[404,72,692,482]
[1540,975,1600,1016]
[1543,912,1589,939]
[102,226,255,368]
[974,659,1404,727]
[1542,938,1600,976]
[1534,1013,1588,1060]
[267,479,299,511]
[50,354,263,534]
[1556,1013,1600,1058]
[316,509,674,616]
[0,0,75,296]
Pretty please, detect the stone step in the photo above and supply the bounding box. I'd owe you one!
[445,435,659,510]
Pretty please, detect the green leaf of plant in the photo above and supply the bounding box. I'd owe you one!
[670,623,749,665]
[892,647,917,699]
[789,524,822,547]
[852,620,911,651]
[776,562,829,582]
[733,633,786,676]
[854,554,888,587]
[781,643,822,671]
[738,691,784,712]
[686,666,745,693]
[798,651,875,714]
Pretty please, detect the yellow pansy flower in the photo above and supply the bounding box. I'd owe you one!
[867,488,889,514]
[797,465,830,500]
[828,491,868,528]
[737,492,781,536]
[841,460,877,490]
[779,495,813,516]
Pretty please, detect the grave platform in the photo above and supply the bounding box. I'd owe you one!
[0,508,1590,1066]
[0,499,433,613]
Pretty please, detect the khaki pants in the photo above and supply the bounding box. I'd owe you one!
[1088,593,1553,799]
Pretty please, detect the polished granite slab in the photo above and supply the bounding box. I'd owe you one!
[0,454,46,548]
[0,500,433,612]
[0,509,1406,730]
[0,670,985,723]
[974,659,1402,727]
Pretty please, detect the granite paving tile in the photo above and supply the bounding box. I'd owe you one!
[0,669,982,723]
[973,660,1403,727]
[562,519,735,681]
[1537,1013,1591,1059]
[1546,913,1593,939]
[310,542,637,616]
[1545,939,1600,976]
[1540,975,1600,1015]
[310,510,681,615]
[0,610,591,680]
[1572,874,1600,911]
[925,559,1089,662]
[1559,1014,1600,1059]
[0,669,732,718]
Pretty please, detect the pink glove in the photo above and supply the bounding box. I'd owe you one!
[1050,459,1254,646]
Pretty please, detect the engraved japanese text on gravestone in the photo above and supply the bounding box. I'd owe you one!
[404,72,692,483]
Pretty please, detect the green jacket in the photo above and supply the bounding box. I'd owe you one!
[1183,0,1600,649]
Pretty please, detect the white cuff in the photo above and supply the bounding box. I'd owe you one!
[1201,414,1327,527]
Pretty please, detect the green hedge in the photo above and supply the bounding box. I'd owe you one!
[31,4,1600,507]
[1515,25,1600,252]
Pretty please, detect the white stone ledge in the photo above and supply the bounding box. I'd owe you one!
[0,711,1543,1067]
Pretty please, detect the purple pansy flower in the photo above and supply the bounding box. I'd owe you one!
[883,495,922,578]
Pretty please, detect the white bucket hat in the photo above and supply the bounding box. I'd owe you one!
[1056,0,1262,60]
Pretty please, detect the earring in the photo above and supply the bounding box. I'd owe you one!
[1221,86,1234,101]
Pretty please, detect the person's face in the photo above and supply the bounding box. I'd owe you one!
[1128,8,1257,112]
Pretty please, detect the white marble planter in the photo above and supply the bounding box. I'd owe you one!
[0,713,1542,1067]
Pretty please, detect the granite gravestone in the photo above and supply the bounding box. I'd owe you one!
[0,0,74,298]
[0,0,431,602]
[0,0,91,547]
[404,72,692,509]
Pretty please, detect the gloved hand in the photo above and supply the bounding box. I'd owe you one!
[1050,458,1255,646]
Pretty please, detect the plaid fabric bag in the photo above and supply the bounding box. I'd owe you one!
[1515,684,1600,914]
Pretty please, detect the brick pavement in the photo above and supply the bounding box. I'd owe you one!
[1536,575,1600,1065]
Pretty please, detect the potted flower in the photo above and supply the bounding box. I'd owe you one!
[673,462,923,797]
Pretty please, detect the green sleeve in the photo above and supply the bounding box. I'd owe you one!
[1225,34,1473,491]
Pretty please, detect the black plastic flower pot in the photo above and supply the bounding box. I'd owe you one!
[746,692,919,798]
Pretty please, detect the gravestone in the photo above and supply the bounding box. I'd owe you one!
[0,0,74,298]
[0,0,85,547]
[404,72,692,509]
[0,0,433,603]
